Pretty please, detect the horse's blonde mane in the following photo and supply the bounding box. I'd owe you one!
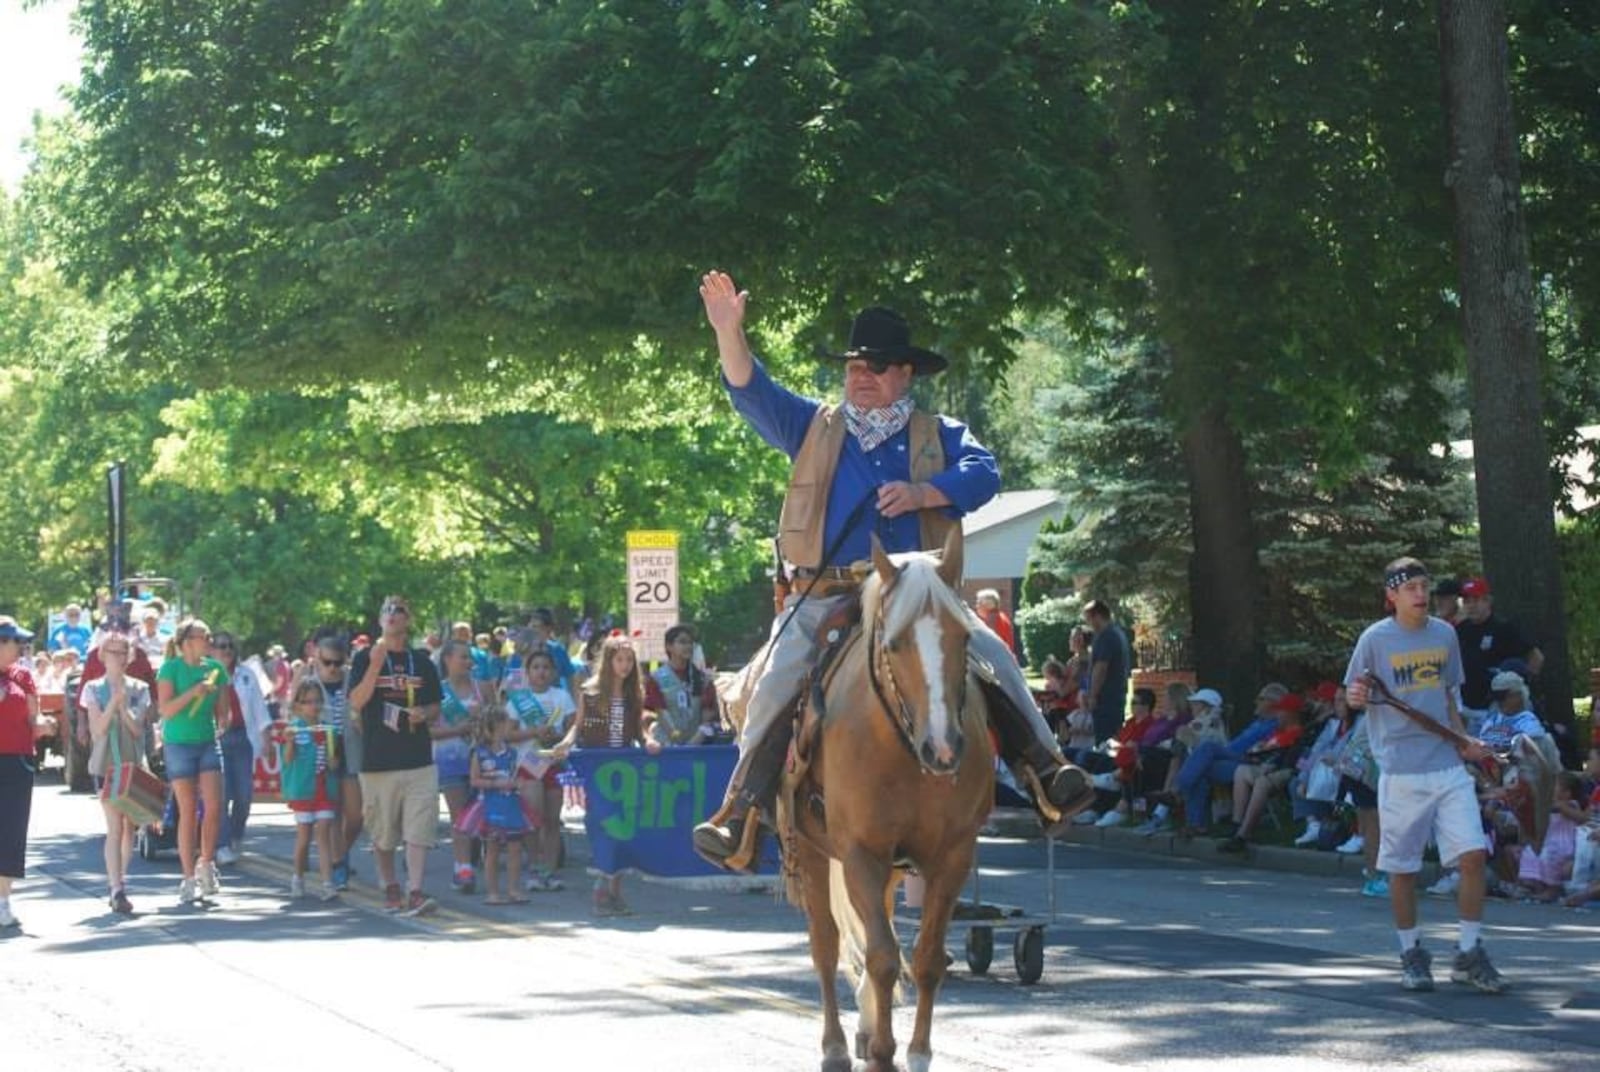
[863,551,970,643]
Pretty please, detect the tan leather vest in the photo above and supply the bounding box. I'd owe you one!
[777,406,955,569]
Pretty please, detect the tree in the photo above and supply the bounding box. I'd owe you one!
[1439,0,1575,744]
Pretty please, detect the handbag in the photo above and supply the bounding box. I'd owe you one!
[101,714,166,827]
[1305,761,1341,802]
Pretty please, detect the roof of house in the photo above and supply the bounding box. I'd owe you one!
[962,489,1065,536]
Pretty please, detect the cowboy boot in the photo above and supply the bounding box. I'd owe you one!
[693,717,793,873]
[980,680,1096,827]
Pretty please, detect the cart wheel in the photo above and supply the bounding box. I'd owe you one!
[137,828,157,862]
[1014,926,1044,985]
[966,926,994,975]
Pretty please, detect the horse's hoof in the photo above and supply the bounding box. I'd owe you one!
[819,1057,851,1072]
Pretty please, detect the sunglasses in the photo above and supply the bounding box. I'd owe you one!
[319,657,343,668]
[847,357,902,376]
[383,604,411,616]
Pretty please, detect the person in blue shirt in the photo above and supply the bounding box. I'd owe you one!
[691,271,1094,871]
[49,604,92,658]
[1175,683,1290,833]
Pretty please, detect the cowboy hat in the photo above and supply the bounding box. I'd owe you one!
[828,307,948,376]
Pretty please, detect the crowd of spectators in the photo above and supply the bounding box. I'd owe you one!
[1033,573,1597,912]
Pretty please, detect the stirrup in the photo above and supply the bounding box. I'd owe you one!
[693,801,763,874]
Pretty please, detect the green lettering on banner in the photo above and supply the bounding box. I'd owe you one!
[596,761,638,841]
[595,755,719,840]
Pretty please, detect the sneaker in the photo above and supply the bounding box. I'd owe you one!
[0,901,18,928]
[1361,874,1390,898]
[452,866,476,894]
[1335,834,1365,855]
[1428,871,1461,897]
[403,890,438,917]
[1133,817,1170,837]
[1401,944,1435,991]
[539,872,565,892]
[178,877,200,905]
[1094,809,1126,828]
[288,875,306,899]
[318,882,340,903]
[1072,810,1100,827]
[1090,771,1121,792]
[383,883,405,913]
[198,860,221,897]
[1451,942,1509,994]
[1293,821,1322,847]
[216,845,239,865]
[331,861,351,891]
[1218,835,1249,855]
[110,889,135,916]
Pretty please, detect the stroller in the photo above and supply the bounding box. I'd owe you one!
[133,747,205,862]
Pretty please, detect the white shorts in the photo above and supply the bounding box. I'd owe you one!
[1377,765,1486,874]
[293,809,337,825]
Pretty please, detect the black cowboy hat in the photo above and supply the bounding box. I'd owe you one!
[828,307,948,376]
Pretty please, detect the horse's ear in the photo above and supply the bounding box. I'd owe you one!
[871,533,897,585]
[936,523,964,587]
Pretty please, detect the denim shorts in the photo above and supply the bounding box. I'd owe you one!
[164,740,223,781]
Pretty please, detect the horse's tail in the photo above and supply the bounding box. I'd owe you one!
[827,859,905,1000]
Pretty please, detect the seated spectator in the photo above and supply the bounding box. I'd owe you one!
[1518,771,1584,902]
[1087,688,1162,828]
[49,604,92,657]
[1563,750,1600,906]
[1135,685,1218,835]
[1218,693,1308,852]
[1057,694,1095,765]
[1175,683,1288,835]
[134,607,167,668]
[1290,686,1352,847]
[1330,710,1385,896]
[1035,656,1079,736]
[1477,671,1546,749]
[1431,672,1551,896]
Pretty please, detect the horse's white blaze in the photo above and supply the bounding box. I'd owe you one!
[913,615,952,761]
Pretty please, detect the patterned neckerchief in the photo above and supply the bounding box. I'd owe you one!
[842,397,915,452]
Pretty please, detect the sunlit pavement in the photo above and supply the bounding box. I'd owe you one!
[4,772,1599,1072]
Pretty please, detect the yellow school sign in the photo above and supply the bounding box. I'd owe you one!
[626,530,679,664]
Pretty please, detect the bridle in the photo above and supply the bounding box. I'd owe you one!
[865,571,969,771]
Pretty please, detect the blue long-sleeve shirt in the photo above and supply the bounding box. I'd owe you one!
[1227,716,1278,758]
[727,359,1001,567]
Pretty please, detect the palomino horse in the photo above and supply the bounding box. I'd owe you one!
[778,527,994,1072]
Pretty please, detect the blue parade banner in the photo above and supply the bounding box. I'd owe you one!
[565,745,778,877]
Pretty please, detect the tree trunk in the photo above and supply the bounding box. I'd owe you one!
[1183,404,1265,730]
[1438,0,1575,756]
[1111,75,1265,723]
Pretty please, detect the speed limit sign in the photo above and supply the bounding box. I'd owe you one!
[626,530,679,664]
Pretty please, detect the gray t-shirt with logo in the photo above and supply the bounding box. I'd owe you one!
[1344,616,1463,776]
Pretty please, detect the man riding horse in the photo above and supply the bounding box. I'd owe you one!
[693,271,1096,872]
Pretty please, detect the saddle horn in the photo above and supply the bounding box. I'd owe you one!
[870,533,898,586]
[935,523,964,588]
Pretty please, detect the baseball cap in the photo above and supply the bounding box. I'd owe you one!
[1189,688,1223,708]
[1460,576,1491,598]
[0,617,34,641]
[1489,670,1527,695]
[1270,692,1305,715]
[1432,578,1462,598]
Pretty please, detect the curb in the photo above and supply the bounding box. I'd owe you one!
[985,810,1444,885]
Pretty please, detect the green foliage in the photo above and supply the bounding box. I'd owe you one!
[1022,326,1479,684]
[1559,513,1600,679]
[1015,595,1082,674]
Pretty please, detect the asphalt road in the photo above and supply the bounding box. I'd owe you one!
[4,777,1598,1072]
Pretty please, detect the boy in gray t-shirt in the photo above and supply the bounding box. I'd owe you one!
[1345,556,1506,995]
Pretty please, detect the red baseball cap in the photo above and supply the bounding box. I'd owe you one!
[1271,692,1305,715]
[1460,577,1491,598]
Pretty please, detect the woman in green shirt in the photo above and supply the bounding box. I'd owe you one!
[155,618,234,905]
